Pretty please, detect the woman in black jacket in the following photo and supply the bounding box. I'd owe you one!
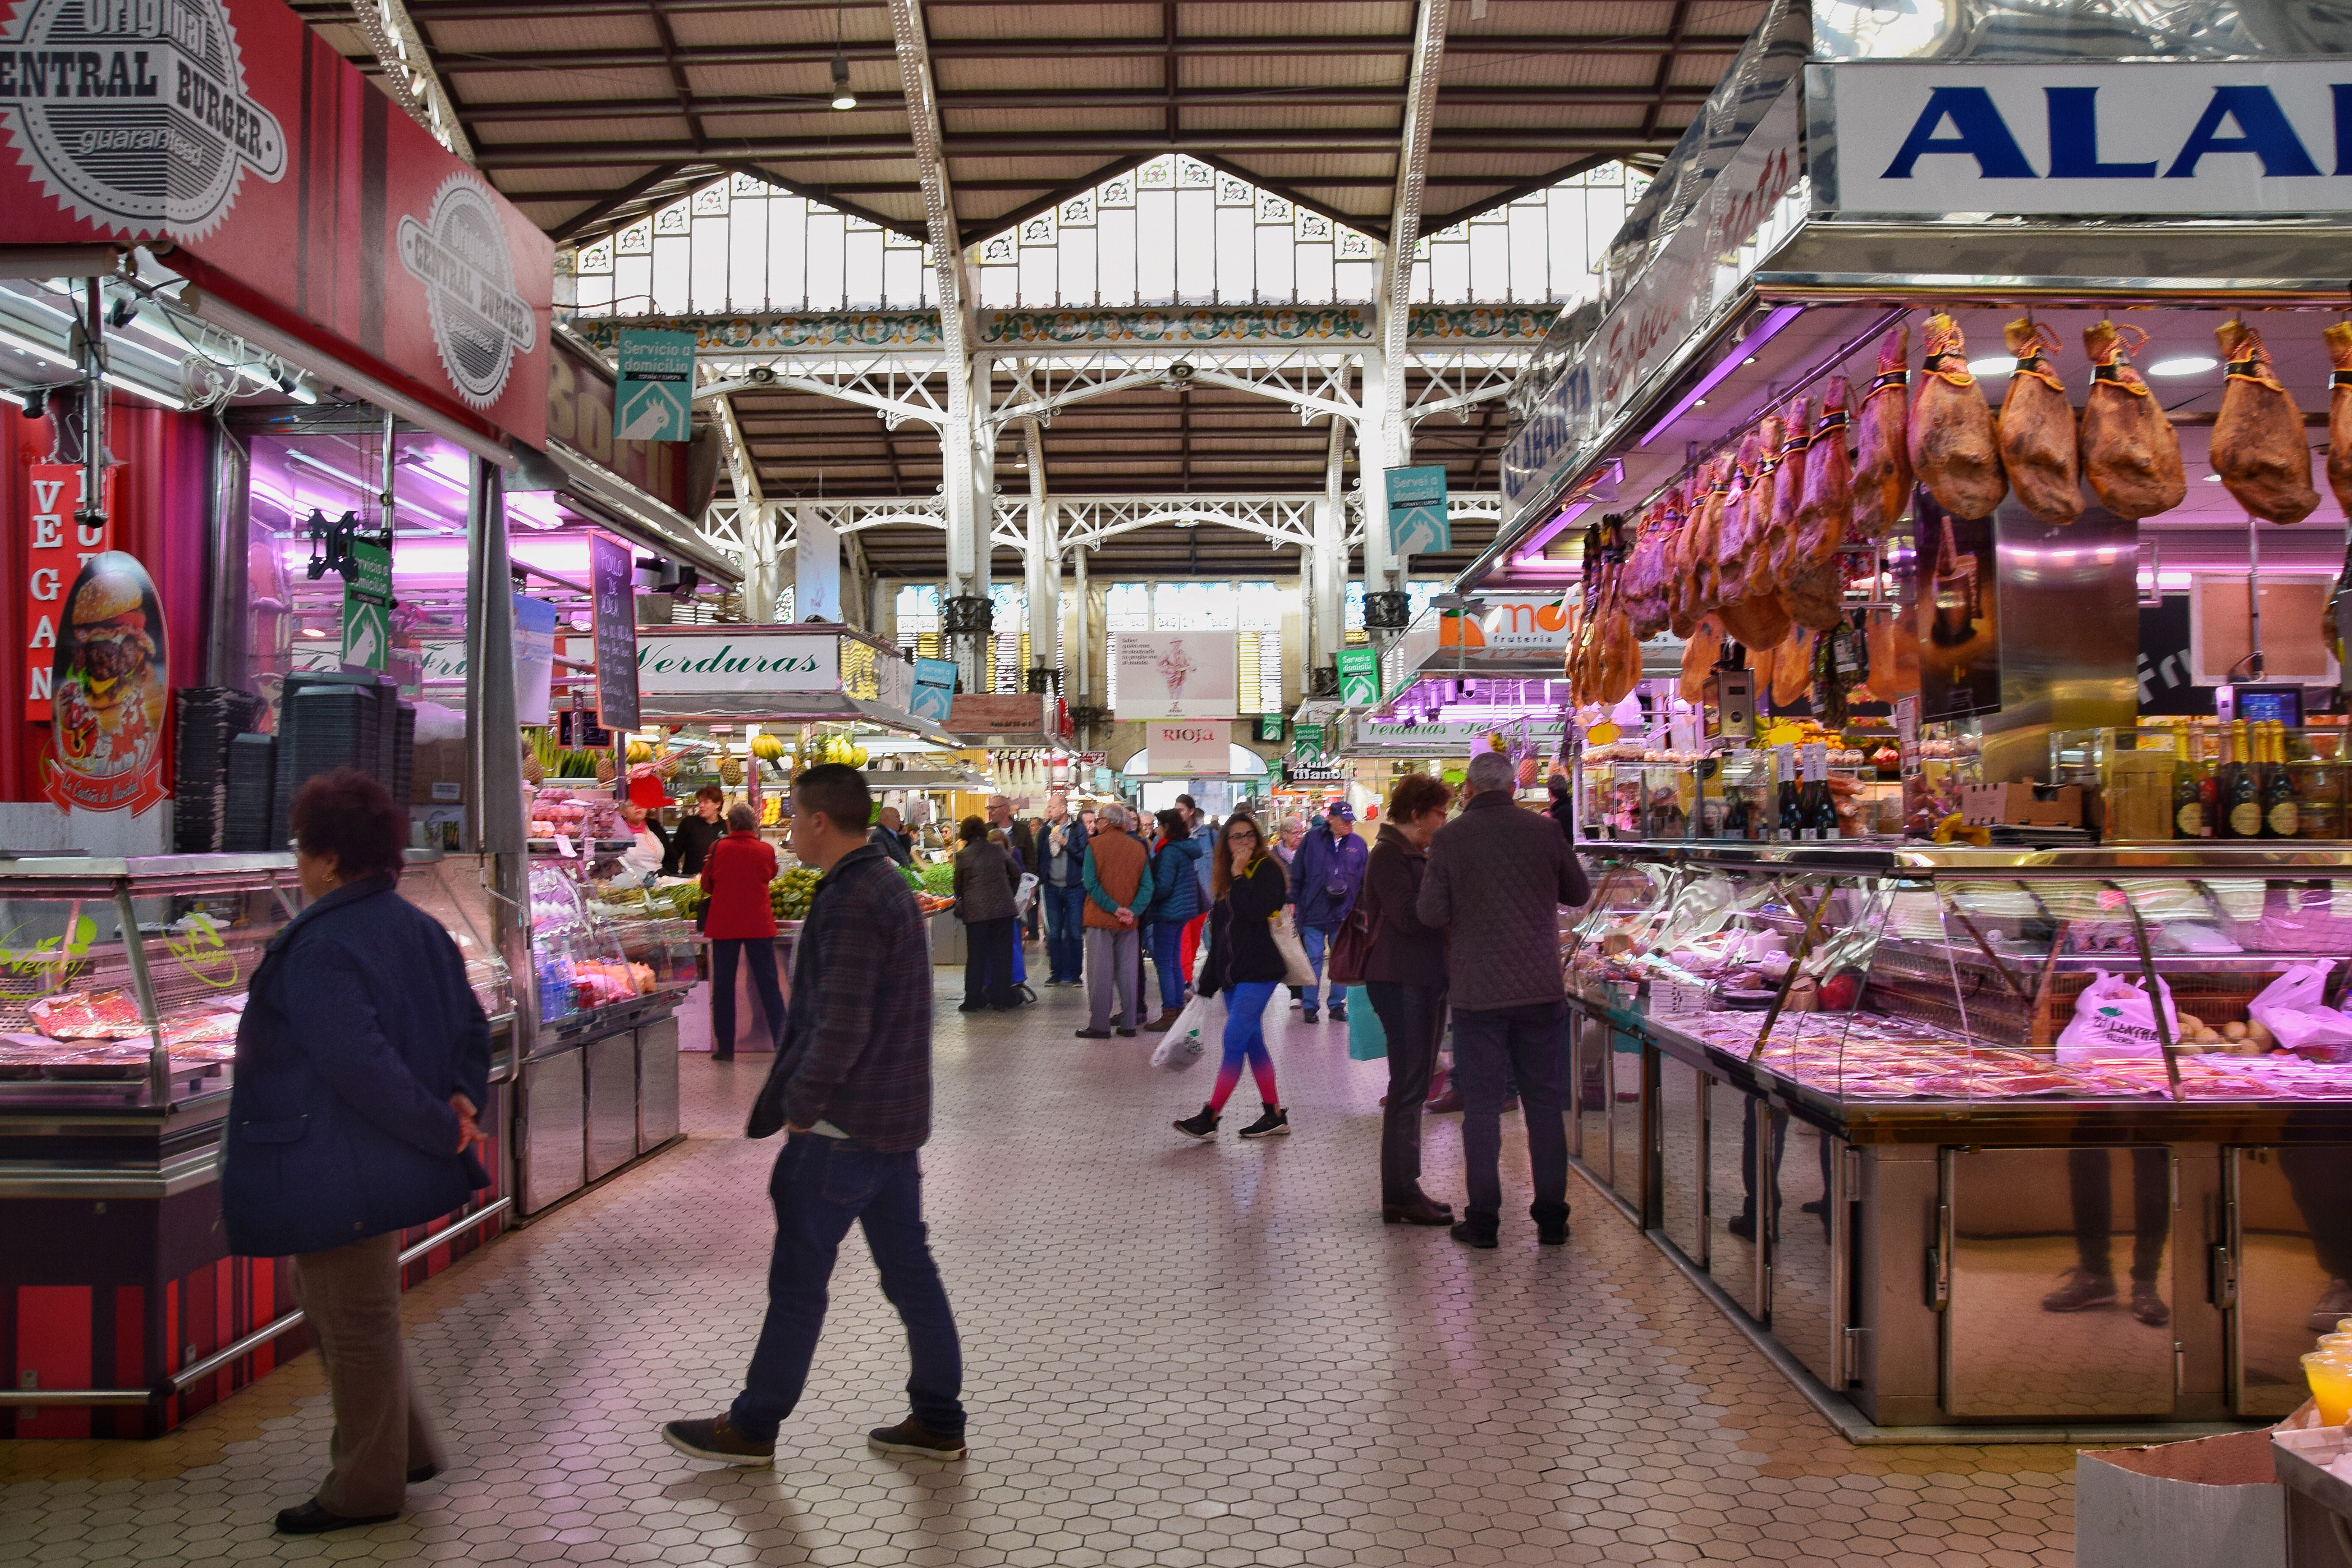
[1361,773,1456,1226]
[951,816,1023,1011]
[1174,814,1291,1141]
[222,770,491,1535]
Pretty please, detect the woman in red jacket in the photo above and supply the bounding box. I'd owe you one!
[701,802,782,1061]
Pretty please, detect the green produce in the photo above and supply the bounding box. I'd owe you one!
[920,861,956,895]
[770,865,823,921]
[900,864,925,891]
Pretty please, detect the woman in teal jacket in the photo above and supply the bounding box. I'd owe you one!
[1142,807,1203,1022]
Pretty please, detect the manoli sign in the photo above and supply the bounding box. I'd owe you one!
[0,0,552,447]
[1817,60,2352,217]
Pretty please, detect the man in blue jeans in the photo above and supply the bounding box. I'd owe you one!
[1416,750,1590,1248]
[662,764,967,1465]
[1286,801,1367,1023]
[1036,796,1089,986]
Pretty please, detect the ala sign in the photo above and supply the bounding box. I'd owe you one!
[1820,60,2352,217]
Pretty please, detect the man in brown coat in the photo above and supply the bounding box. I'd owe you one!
[1417,750,1590,1248]
[1076,804,1154,1039]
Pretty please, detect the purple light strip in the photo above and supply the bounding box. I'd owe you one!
[1637,303,1804,450]
[1511,499,1594,566]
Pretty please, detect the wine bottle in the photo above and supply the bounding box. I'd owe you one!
[2197,722,2221,835]
[1776,747,1802,842]
[1723,784,1749,840]
[2172,720,2206,839]
[2226,720,2262,840]
[2265,722,2300,839]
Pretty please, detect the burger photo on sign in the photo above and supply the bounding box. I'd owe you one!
[49,552,168,808]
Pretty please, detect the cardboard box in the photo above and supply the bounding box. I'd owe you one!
[1959,782,2083,827]
[2077,1430,2285,1568]
[411,738,467,804]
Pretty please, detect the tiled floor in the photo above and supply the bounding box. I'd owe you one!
[0,971,2079,1565]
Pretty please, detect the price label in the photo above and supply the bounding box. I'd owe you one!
[1652,981,1712,1018]
[555,833,576,859]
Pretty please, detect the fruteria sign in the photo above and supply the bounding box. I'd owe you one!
[1819,60,2352,217]
[1438,596,1572,650]
[0,0,552,449]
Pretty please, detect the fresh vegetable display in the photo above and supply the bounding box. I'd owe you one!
[920,861,957,895]
[771,866,823,921]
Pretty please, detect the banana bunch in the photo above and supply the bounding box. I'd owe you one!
[807,733,870,768]
[750,734,787,763]
[625,740,655,764]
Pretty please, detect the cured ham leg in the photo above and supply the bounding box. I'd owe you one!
[1679,615,1724,704]
[1795,377,1854,564]
[1765,396,1810,584]
[1716,429,1767,606]
[1993,318,2083,525]
[2212,320,2320,524]
[1908,312,2008,519]
[2324,321,2352,520]
[1853,326,1913,539]
[1748,411,1788,595]
[2078,320,2187,519]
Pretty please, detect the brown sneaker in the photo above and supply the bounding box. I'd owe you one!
[2041,1269,2117,1313]
[868,1418,967,1459]
[661,1414,774,1465]
[2130,1282,2171,1327]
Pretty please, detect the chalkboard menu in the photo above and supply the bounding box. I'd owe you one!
[591,532,641,731]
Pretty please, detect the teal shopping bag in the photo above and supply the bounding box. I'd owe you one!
[1345,985,1387,1061]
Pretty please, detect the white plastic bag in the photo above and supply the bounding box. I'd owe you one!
[2248,960,2352,1056]
[1150,991,1218,1071]
[2055,969,2180,1062]
[1014,872,1040,915]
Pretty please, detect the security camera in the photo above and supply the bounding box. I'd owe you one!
[19,387,49,419]
[746,365,777,385]
[1166,361,1195,384]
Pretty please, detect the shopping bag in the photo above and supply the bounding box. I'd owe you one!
[2248,960,2352,1059]
[1344,985,1387,1061]
[1014,872,1040,915]
[1328,883,1378,986]
[1151,991,1217,1071]
[2055,969,2179,1062]
[1269,910,1316,988]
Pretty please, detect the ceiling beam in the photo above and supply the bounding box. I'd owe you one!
[644,1,711,154]
[346,0,475,162]
[458,84,1714,124]
[472,129,1683,169]
[1645,0,1694,141]
[428,33,1754,71]
[545,162,693,241]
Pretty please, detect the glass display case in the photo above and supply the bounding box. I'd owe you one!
[1562,841,2352,1438]
[525,846,698,1037]
[0,850,510,1110]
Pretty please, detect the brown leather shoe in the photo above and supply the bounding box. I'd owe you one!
[1383,1197,1455,1226]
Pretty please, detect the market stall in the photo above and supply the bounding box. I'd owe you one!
[1463,0,2352,1440]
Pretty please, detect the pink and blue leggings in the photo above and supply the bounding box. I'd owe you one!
[1209,980,1281,1112]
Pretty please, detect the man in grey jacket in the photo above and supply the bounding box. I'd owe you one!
[1417,750,1590,1249]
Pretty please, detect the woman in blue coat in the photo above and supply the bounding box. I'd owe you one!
[1142,807,1203,1025]
[222,769,491,1536]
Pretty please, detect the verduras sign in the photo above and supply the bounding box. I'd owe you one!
[1819,60,2352,217]
[635,633,837,696]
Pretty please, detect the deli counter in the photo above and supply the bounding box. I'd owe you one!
[0,850,513,1438]
[1565,842,2352,1441]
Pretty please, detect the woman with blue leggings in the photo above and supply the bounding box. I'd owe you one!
[1175,814,1291,1141]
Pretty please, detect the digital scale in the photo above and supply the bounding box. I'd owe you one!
[2214,682,2305,728]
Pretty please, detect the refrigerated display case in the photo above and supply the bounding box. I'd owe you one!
[1564,841,2352,1439]
[0,850,513,1438]
[514,841,694,1216]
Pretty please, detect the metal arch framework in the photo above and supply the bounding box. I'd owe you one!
[348,0,474,164]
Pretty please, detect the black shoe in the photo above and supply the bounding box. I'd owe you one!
[1328,1005,1348,1023]
[407,1463,439,1485]
[1450,1219,1499,1249]
[1727,1212,1779,1242]
[1302,1007,1319,1024]
[958,1001,988,1013]
[275,1502,397,1535]
[868,1417,968,1460]
[1115,1027,1137,1038]
[1074,1028,1111,1040]
[1383,1197,1454,1226]
[1238,1105,1290,1138]
[661,1414,776,1466]
[711,1052,734,1062]
[1174,1106,1220,1140]
[2131,1282,2171,1327]
[2041,1270,2118,1313]
[1535,1209,1571,1246]
[1800,1197,1829,1216]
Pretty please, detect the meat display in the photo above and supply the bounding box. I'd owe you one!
[1714,430,1767,607]
[1908,312,2008,519]
[1778,552,1849,634]
[2211,319,2320,524]
[1748,412,1789,594]
[1679,615,1724,704]
[1852,326,1913,539]
[1662,487,1702,639]
[2078,319,2187,519]
[1794,378,1854,563]
[1770,625,1815,708]
[1624,504,1670,640]
[1718,585,1792,653]
[30,988,149,1040]
[1765,395,1810,583]
[1993,318,2084,526]
[2323,321,2352,519]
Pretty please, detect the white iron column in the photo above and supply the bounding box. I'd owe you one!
[1022,418,1057,692]
[967,350,996,690]
[1072,528,1091,708]
[1310,418,1347,685]
[889,0,985,690]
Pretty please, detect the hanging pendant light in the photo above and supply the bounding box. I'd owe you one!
[830,53,856,111]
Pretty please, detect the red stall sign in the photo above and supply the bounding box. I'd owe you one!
[24,465,116,722]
